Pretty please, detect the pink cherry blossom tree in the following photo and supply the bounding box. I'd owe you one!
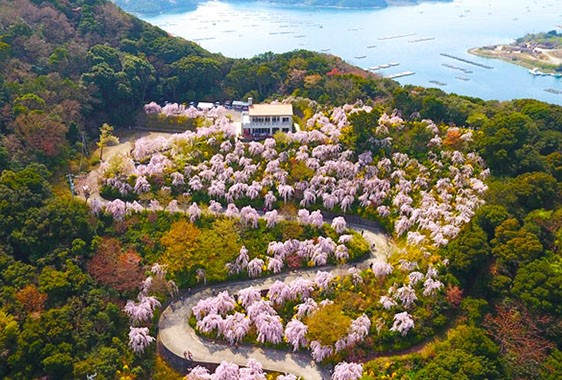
[309,210,324,228]
[265,210,279,228]
[284,319,308,351]
[213,361,239,380]
[196,313,224,336]
[371,261,393,278]
[237,286,262,308]
[188,202,201,222]
[295,298,318,319]
[331,217,347,234]
[239,358,266,380]
[332,362,363,380]
[255,313,283,344]
[222,312,251,345]
[379,295,397,310]
[309,340,334,362]
[247,258,265,278]
[128,326,155,354]
[390,311,414,336]
[394,284,418,308]
[185,365,212,380]
[314,271,334,291]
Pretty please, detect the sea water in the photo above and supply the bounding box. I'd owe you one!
[141,0,562,105]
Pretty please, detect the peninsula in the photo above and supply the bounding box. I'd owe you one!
[469,30,562,75]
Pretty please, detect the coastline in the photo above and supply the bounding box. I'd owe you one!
[468,46,562,75]
[118,0,453,16]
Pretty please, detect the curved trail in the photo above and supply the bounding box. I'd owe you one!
[75,135,395,378]
[158,222,392,379]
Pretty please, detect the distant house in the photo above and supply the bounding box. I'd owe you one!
[241,102,295,138]
[232,100,250,111]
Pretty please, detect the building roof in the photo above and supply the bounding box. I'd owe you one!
[248,103,293,116]
[197,102,214,110]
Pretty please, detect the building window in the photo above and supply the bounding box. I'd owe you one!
[282,128,289,133]
[282,117,291,123]
[252,128,270,135]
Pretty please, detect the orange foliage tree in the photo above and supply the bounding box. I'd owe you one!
[88,238,145,292]
[483,302,555,377]
[15,284,47,314]
[13,113,68,158]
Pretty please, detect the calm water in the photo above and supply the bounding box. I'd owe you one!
[141,0,562,105]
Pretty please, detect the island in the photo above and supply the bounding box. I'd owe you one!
[469,30,562,76]
[112,0,452,15]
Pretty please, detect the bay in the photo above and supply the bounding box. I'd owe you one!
[140,0,562,105]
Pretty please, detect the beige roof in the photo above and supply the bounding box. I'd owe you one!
[248,104,293,116]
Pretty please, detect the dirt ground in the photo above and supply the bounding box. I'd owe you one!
[75,130,175,199]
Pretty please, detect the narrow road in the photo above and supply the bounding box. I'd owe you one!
[158,222,392,379]
[79,133,396,378]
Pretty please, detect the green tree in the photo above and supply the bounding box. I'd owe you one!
[0,309,19,377]
[416,325,501,380]
[512,258,562,315]
[171,55,222,100]
[444,224,490,285]
[511,172,558,211]
[121,54,156,108]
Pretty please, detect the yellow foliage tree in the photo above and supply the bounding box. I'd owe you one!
[196,218,241,282]
[160,220,201,273]
[305,303,352,346]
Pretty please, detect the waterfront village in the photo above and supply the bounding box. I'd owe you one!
[471,30,562,78]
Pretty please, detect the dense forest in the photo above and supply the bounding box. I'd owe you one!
[0,0,561,379]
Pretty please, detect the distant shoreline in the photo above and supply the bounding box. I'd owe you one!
[469,45,562,75]
[118,0,452,17]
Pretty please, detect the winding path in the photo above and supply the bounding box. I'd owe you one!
[158,221,392,379]
[79,134,395,378]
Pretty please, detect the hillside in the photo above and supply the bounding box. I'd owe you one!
[0,0,561,379]
[0,0,393,171]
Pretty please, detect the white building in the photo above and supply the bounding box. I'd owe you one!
[241,103,295,138]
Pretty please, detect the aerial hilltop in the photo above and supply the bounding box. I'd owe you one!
[470,30,562,75]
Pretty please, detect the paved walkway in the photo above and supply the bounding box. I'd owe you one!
[80,134,395,378]
[158,222,392,379]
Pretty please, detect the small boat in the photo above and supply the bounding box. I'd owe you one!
[529,67,546,76]
[354,55,367,59]
[367,45,377,48]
